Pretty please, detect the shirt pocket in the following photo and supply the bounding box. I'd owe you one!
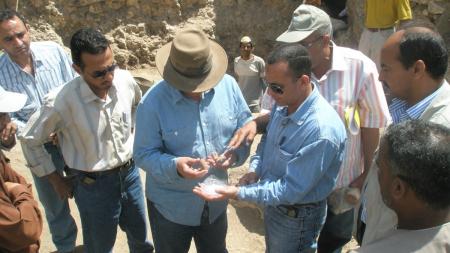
[111,112,131,141]
[161,126,197,155]
[218,108,239,140]
[271,147,294,178]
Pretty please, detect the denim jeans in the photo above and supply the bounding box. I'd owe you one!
[147,200,228,253]
[31,143,77,252]
[72,163,153,253]
[317,208,354,253]
[264,200,327,253]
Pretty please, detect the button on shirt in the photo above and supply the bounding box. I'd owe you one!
[133,74,252,226]
[238,86,347,205]
[19,69,140,177]
[0,41,77,128]
[314,43,390,189]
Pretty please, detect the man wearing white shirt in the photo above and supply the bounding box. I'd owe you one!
[19,28,153,253]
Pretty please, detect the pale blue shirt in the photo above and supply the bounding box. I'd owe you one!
[133,74,252,226]
[0,41,76,127]
[238,85,347,205]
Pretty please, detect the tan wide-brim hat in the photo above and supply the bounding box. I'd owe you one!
[156,28,228,92]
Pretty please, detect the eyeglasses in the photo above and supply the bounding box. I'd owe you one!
[91,63,117,79]
[269,83,284,95]
[299,36,322,49]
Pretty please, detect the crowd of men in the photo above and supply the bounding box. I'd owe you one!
[0,1,449,253]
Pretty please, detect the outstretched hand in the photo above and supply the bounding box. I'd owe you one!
[193,184,239,201]
[228,120,257,150]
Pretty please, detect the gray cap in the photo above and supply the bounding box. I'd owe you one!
[276,4,332,43]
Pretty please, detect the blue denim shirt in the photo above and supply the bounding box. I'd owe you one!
[134,74,252,226]
[238,85,347,205]
[0,41,77,127]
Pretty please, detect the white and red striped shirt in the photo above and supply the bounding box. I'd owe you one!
[314,43,390,188]
[259,43,390,188]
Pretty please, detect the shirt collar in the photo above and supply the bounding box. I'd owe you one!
[282,83,319,125]
[1,44,44,75]
[167,81,215,105]
[389,83,444,123]
[30,47,45,68]
[329,41,348,72]
[80,76,117,104]
[1,52,23,77]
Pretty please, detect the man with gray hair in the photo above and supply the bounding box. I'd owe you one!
[229,4,390,252]
[353,120,450,252]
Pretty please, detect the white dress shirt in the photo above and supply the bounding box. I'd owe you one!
[19,69,141,177]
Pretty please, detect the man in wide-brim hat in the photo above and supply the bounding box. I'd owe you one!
[133,27,252,252]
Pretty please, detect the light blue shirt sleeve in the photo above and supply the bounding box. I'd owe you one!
[238,138,342,206]
[133,98,180,183]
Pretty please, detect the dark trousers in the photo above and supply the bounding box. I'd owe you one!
[147,200,228,253]
[318,208,354,253]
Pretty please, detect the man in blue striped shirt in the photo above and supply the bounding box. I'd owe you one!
[0,9,77,253]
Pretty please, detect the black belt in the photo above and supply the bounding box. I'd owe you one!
[277,201,324,218]
[66,159,134,178]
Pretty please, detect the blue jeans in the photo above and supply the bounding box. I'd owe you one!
[147,200,228,253]
[31,143,77,252]
[72,163,153,253]
[264,200,327,253]
[317,208,354,253]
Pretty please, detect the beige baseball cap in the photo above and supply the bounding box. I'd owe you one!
[276,4,332,43]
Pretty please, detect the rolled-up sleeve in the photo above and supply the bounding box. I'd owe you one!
[19,103,62,177]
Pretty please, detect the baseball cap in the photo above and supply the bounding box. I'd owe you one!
[276,4,332,43]
[240,36,252,43]
[0,89,27,113]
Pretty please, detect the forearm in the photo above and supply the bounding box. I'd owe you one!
[255,113,270,134]
[1,185,42,251]
[134,148,179,183]
[360,127,380,179]
[20,140,57,177]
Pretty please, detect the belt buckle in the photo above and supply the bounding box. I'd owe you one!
[287,208,297,218]
[278,205,298,218]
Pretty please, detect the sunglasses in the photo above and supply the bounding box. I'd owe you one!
[269,83,284,95]
[91,63,117,79]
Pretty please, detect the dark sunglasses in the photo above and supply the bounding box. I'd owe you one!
[91,63,117,79]
[269,83,284,95]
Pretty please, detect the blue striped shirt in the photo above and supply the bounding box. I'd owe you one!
[389,84,443,124]
[0,41,76,127]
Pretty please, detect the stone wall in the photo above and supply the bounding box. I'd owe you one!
[1,0,448,76]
